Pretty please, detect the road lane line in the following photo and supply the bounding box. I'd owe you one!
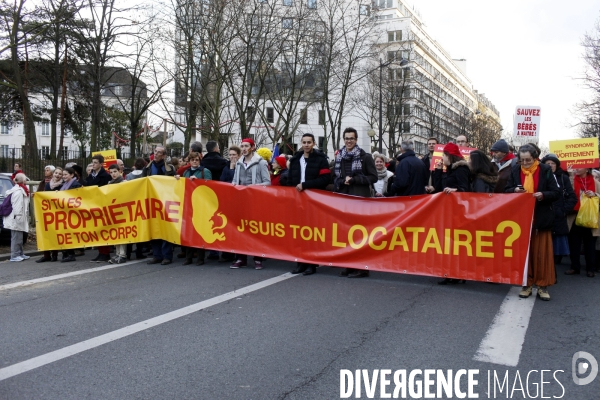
[0,260,147,291]
[473,286,537,367]
[0,272,297,381]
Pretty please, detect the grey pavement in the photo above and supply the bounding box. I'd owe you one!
[0,252,598,399]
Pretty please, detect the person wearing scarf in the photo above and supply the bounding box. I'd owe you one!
[35,167,64,263]
[564,167,600,278]
[37,165,55,192]
[333,127,377,278]
[373,153,394,196]
[505,144,560,301]
[4,173,30,262]
[46,167,64,191]
[11,163,23,182]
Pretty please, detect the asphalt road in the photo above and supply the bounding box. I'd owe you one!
[0,251,598,399]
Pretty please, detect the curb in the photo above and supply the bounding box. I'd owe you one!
[0,249,43,262]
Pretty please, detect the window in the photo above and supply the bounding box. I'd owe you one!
[246,107,256,123]
[113,85,123,96]
[62,146,68,159]
[307,0,316,9]
[318,137,324,149]
[318,110,325,125]
[377,0,393,8]
[403,104,410,116]
[0,122,9,135]
[282,18,293,29]
[387,51,396,62]
[41,146,50,159]
[401,122,410,133]
[300,109,308,124]
[359,5,370,15]
[0,145,8,158]
[387,30,402,42]
[42,121,50,136]
[266,107,274,123]
[283,0,292,5]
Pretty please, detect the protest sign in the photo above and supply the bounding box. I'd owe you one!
[514,106,541,143]
[92,149,118,170]
[429,144,478,171]
[549,138,599,169]
[35,177,535,285]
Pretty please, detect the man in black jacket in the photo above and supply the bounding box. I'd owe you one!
[284,133,331,276]
[85,154,111,187]
[201,141,228,181]
[85,154,111,262]
[391,140,428,196]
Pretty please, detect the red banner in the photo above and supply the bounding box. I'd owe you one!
[180,180,535,285]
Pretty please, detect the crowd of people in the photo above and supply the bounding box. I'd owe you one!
[3,129,600,302]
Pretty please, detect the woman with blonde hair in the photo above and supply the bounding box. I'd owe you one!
[373,153,394,197]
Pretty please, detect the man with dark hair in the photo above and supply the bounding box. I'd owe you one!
[490,139,516,193]
[455,135,469,147]
[85,154,111,187]
[201,140,227,181]
[421,137,438,171]
[391,140,428,196]
[285,133,331,276]
[85,154,111,262]
[334,127,377,278]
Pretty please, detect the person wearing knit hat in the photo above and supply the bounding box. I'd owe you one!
[490,139,517,193]
[256,147,273,164]
[270,155,288,186]
[433,142,471,285]
[540,153,577,267]
[230,137,271,270]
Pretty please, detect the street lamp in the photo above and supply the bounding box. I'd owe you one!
[379,57,408,154]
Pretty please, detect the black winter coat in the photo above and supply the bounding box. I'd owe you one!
[391,150,428,196]
[84,167,111,187]
[220,164,236,183]
[201,152,228,181]
[551,171,577,235]
[433,160,470,192]
[505,163,560,231]
[471,173,498,193]
[284,150,330,190]
[333,148,377,197]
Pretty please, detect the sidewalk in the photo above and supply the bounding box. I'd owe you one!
[0,240,42,261]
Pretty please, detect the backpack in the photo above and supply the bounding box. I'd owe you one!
[0,193,13,217]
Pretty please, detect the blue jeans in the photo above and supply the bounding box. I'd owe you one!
[152,240,173,261]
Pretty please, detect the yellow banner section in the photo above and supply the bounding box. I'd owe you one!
[92,149,118,169]
[549,138,599,169]
[34,176,185,250]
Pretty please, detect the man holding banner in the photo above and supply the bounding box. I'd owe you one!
[285,133,331,276]
[334,127,377,278]
[85,154,112,263]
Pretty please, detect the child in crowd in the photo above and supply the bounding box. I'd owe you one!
[107,164,127,264]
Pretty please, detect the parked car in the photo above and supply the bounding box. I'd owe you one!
[0,174,16,240]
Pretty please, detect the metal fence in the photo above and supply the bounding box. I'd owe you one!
[0,147,185,181]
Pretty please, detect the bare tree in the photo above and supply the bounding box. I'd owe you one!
[575,17,600,139]
[317,0,380,153]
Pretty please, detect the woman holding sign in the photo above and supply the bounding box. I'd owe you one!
[505,144,560,301]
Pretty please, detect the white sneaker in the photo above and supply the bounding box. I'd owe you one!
[20,255,30,259]
[9,256,24,262]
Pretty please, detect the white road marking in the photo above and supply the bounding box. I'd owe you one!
[0,260,146,291]
[473,286,537,367]
[0,272,297,381]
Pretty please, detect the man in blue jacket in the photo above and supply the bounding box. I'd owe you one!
[391,140,428,196]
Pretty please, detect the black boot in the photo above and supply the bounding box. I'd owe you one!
[196,249,205,265]
[302,265,316,276]
[291,263,308,274]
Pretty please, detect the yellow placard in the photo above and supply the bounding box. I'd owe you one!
[549,138,599,169]
[92,149,118,170]
[34,176,185,250]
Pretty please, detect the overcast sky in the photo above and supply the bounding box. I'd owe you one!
[411,0,599,146]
